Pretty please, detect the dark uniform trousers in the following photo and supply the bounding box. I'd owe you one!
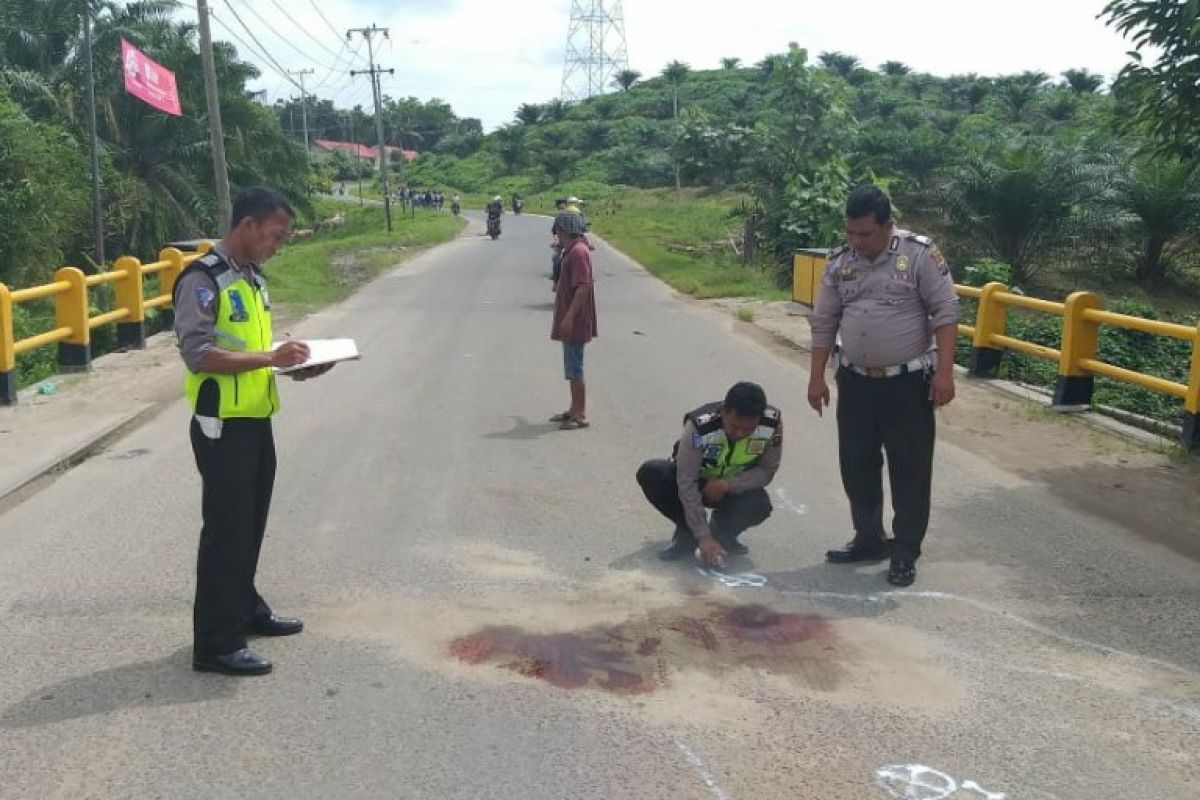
[636,459,773,543]
[835,367,935,561]
[190,417,276,657]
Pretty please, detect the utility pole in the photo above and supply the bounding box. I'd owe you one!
[349,112,363,206]
[285,68,315,155]
[196,0,232,232]
[81,0,104,267]
[348,24,394,232]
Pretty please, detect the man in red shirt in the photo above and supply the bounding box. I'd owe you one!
[550,211,597,430]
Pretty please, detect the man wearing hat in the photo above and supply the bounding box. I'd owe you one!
[550,196,592,290]
[549,210,597,430]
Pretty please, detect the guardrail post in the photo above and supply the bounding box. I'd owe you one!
[1183,321,1200,453]
[159,248,186,330]
[55,266,91,372]
[969,281,1008,377]
[0,282,15,405]
[113,256,146,349]
[1054,291,1102,408]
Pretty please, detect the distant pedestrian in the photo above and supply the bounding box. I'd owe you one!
[807,185,959,587]
[549,210,597,430]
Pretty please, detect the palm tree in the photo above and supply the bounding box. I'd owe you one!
[1115,155,1199,282]
[880,61,911,77]
[611,68,641,92]
[1062,68,1105,94]
[542,97,570,121]
[720,57,741,70]
[818,51,859,79]
[939,138,1111,285]
[661,60,690,195]
[994,75,1045,123]
[661,60,689,119]
[514,103,544,125]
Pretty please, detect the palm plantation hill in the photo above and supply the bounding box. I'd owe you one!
[2,1,1198,424]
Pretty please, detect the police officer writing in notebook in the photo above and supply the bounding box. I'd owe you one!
[174,187,333,676]
[807,186,959,587]
[637,382,782,566]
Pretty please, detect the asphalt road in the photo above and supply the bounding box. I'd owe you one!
[0,211,1196,800]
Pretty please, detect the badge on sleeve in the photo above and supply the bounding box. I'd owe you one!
[195,285,215,315]
[227,289,249,322]
[930,247,950,275]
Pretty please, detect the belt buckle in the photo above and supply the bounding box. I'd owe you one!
[866,367,886,378]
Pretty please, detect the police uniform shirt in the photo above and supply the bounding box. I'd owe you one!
[809,229,960,368]
[173,246,267,373]
[674,418,783,541]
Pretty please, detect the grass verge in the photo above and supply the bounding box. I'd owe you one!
[267,198,465,309]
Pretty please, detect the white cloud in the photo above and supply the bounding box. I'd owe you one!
[210,0,1138,134]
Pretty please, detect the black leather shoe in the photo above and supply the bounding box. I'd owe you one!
[716,536,749,556]
[658,535,695,561]
[193,648,273,676]
[249,614,304,637]
[825,538,893,564]
[887,558,916,587]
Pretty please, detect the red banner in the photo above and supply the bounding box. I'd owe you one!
[121,38,181,117]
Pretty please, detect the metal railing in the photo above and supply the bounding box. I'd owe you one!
[0,244,211,405]
[794,255,1200,451]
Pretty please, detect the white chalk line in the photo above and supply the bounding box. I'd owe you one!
[874,764,1007,800]
[697,568,768,588]
[773,487,807,516]
[676,741,734,800]
[778,588,1197,679]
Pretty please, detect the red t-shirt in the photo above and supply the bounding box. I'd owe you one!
[552,239,597,343]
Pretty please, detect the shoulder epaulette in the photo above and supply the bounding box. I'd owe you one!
[905,232,933,248]
[762,406,781,423]
[828,243,849,258]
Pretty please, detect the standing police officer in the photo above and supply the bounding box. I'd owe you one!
[637,382,782,567]
[174,187,332,676]
[807,186,959,587]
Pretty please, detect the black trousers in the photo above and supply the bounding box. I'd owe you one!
[635,459,772,543]
[835,367,936,561]
[190,417,276,657]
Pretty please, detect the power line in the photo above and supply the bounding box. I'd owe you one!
[309,0,345,42]
[234,0,341,73]
[209,11,301,91]
[265,0,352,64]
[219,0,304,92]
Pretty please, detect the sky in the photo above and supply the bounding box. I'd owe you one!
[199,0,1141,134]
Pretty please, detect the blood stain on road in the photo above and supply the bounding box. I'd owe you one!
[447,602,839,695]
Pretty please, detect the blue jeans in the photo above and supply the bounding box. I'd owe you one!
[562,341,585,380]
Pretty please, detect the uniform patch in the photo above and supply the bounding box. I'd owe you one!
[895,255,909,271]
[703,444,723,460]
[227,289,249,322]
[195,285,215,314]
[746,439,766,455]
[930,247,950,275]
[839,265,857,281]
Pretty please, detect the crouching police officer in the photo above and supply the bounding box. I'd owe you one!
[174,187,333,676]
[636,382,782,567]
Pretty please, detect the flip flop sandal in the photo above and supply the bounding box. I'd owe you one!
[549,411,573,422]
[559,417,590,430]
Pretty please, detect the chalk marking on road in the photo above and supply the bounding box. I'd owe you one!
[779,589,1198,678]
[676,741,734,800]
[773,487,807,516]
[696,568,768,588]
[874,764,1007,800]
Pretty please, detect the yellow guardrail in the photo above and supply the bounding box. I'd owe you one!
[795,254,1200,451]
[0,243,211,404]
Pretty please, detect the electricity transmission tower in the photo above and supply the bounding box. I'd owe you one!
[560,0,629,103]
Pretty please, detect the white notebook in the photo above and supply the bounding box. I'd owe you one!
[271,338,360,374]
